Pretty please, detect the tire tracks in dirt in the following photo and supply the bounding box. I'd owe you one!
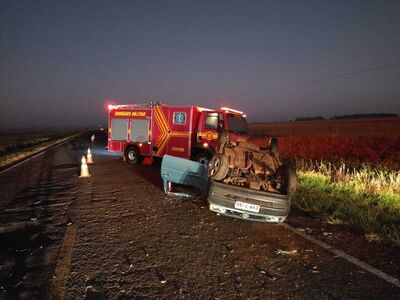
[48,224,77,300]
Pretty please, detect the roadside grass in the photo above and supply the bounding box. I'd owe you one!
[0,132,82,169]
[292,160,400,245]
[0,135,51,156]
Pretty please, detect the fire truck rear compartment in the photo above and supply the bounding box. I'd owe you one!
[111,119,129,141]
[130,119,149,142]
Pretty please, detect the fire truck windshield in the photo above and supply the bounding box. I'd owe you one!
[227,114,248,135]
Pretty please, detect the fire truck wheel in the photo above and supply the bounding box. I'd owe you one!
[125,147,141,164]
[194,152,211,164]
[275,166,297,195]
[208,153,229,181]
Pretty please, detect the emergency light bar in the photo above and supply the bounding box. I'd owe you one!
[220,107,244,115]
[197,107,213,112]
[108,103,156,110]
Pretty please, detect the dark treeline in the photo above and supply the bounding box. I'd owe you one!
[295,116,325,121]
[330,113,398,120]
[295,113,398,121]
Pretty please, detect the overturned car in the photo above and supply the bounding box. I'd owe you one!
[161,131,297,223]
[207,130,297,222]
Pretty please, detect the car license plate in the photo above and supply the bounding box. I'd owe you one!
[235,201,260,213]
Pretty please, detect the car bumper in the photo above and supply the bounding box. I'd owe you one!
[207,180,290,223]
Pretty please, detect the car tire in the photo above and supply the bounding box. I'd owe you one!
[275,165,297,195]
[125,147,141,165]
[208,153,229,181]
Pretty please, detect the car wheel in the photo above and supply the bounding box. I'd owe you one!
[125,147,140,164]
[208,153,229,181]
[274,166,297,195]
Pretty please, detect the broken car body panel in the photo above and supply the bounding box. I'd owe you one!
[161,155,208,197]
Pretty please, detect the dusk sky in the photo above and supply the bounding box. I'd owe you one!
[1,0,400,128]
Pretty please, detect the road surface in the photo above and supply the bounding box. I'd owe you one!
[0,132,399,299]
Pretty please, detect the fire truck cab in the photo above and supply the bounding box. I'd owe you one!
[107,103,248,164]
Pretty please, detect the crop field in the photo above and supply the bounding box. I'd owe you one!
[249,117,400,169]
[249,118,400,245]
[249,117,400,137]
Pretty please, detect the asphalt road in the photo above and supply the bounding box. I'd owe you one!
[0,132,399,299]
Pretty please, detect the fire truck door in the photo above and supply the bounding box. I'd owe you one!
[202,112,221,141]
[167,108,191,159]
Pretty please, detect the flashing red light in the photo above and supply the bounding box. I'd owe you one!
[104,100,116,111]
[220,107,244,115]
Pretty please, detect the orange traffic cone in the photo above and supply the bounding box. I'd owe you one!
[80,156,90,178]
[86,148,93,164]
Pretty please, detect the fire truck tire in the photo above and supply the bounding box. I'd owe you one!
[194,152,211,165]
[125,147,141,165]
[208,153,229,181]
[275,166,297,195]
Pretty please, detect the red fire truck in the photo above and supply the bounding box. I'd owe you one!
[107,102,248,164]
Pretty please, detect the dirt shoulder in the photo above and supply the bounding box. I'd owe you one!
[286,209,400,280]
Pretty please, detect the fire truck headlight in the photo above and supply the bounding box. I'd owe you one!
[139,143,143,147]
[203,142,209,148]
